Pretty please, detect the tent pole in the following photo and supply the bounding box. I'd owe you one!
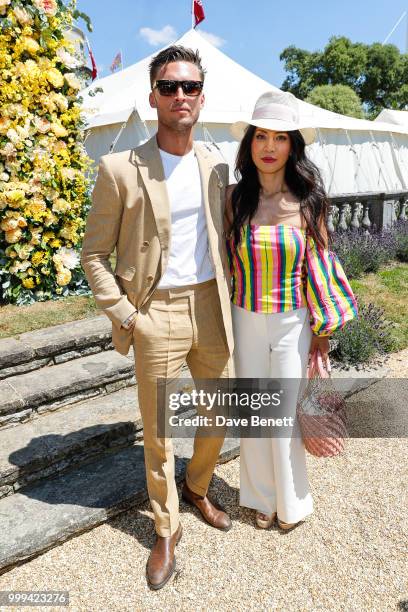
[109,121,128,154]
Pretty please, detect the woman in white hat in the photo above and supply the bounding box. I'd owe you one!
[225,90,357,530]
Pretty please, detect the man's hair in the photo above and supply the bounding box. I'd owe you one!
[149,45,206,87]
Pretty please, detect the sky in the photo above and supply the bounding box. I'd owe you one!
[79,0,408,85]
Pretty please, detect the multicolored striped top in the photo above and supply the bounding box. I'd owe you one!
[227,224,358,336]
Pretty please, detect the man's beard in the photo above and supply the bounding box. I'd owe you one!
[160,112,199,133]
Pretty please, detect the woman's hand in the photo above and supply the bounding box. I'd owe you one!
[309,335,331,373]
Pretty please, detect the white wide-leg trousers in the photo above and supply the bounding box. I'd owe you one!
[232,304,314,524]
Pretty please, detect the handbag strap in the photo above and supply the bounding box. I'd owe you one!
[308,350,330,379]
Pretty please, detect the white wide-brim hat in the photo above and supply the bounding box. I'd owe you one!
[230,90,316,145]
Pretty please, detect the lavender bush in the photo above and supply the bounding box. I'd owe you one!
[331,220,408,279]
[394,220,408,262]
[332,301,395,365]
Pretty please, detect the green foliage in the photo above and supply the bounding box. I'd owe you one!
[306,84,364,118]
[280,36,408,117]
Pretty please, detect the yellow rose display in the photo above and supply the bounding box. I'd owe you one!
[1,0,92,302]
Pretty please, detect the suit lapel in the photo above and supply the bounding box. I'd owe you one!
[132,136,171,254]
[194,142,224,270]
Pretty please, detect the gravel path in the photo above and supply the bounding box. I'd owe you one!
[0,352,407,611]
[385,348,408,378]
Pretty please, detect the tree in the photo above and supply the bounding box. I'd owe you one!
[305,84,364,119]
[0,0,93,304]
[280,36,408,117]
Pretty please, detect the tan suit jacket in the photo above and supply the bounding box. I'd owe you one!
[81,135,234,357]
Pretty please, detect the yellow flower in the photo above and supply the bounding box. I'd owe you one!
[22,278,35,289]
[0,215,26,231]
[52,253,63,270]
[49,238,62,248]
[40,266,51,275]
[42,231,55,243]
[21,37,40,55]
[25,199,47,221]
[64,73,81,90]
[29,227,43,246]
[52,197,70,213]
[13,6,33,25]
[0,117,11,134]
[50,123,68,137]
[17,244,34,260]
[34,116,51,134]
[56,268,71,286]
[31,251,47,266]
[5,189,25,204]
[0,0,11,17]
[5,228,23,243]
[43,211,58,226]
[46,67,64,88]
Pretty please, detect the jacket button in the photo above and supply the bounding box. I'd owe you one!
[146,274,154,282]
[142,241,150,247]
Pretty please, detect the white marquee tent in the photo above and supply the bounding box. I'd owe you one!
[375,109,408,129]
[80,29,408,195]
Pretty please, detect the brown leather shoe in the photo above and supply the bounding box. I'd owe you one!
[146,524,183,590]
[181,482,232,531]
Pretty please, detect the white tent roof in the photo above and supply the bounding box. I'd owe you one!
[80,29,408,136]
[375,109,408,127]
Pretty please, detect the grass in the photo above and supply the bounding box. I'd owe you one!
[1,259,407,349]
[350,261,408,351]
[0,294,98,339]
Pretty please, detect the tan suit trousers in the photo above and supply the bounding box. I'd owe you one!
[132,278,233,536]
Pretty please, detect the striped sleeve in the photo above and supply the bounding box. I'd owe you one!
[304,236,358,336]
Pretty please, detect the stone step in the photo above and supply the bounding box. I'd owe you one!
[0,349,135,428]
[0,387,142,499]
[0,437,240,575]
[0,316,112,380]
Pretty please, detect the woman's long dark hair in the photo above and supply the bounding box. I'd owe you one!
[230,125,329,248]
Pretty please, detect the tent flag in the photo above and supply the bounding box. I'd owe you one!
[110,51,123,73]
[85,37,98,81]
[193,0,205,28]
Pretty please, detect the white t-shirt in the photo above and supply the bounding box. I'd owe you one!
[157,148,215,288]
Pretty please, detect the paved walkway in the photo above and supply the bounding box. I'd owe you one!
[0,353,407,611]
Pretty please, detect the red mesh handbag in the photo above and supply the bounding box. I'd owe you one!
[297,351,347,458]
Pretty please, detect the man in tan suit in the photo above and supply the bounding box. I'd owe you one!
[81,45,234,589]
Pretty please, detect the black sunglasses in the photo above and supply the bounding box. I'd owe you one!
[153,80,204,97]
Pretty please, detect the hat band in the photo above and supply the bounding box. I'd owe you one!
[252,103,297,123]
